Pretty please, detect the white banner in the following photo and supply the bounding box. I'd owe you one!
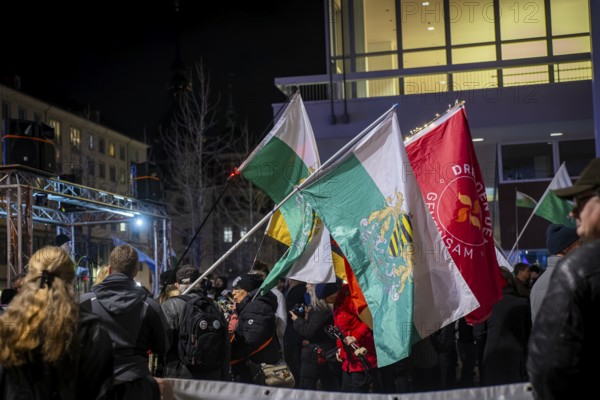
[160,379,535,400]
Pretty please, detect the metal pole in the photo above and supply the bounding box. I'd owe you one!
[153,219,159,296]
[183,104,398,295]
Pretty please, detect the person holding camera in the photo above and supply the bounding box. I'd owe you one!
[229,273,283,384]
[290,284,341,391]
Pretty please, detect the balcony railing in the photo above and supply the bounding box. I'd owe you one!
[275,54,592,101]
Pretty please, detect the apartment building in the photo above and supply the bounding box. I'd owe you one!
[0,81,163,290]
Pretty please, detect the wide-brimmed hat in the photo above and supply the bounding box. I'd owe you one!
[553,158,600,199]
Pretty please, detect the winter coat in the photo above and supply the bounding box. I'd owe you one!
[480,285,531,386]
[528,240,600,400]
[231,289,282,365]
[294,307,337,378]
[333,285,377,372]
[0,308,115,400]
[80,273,169,382]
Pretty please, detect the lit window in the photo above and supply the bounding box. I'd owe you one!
[499,0,546,41]
[449,0,495,45]
[240,227,248,238]
[550,0,589,35]
[70,127,81,150]
[120,223,127,232]
[224,226,233,243]
[89,134,95,150]
[401,0,445,49]
[109,142,115,157]
[49,119,61,144]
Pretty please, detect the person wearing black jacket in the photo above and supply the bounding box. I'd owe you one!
[160,265,230,380]
[528,158,600,400]
[230,273,283,384]
[80,244,169,400]
[291,284,341,391]
[0,246,114,399]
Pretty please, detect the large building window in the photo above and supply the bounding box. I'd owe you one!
[449,0,495,45]
[500,138,595,182]
[559,139,595,176]
[109,142,115,157]
[99,138,105,154]
[327,0,591,97]
[501,142,553,181]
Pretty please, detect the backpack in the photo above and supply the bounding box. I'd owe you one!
[177,294,226,370]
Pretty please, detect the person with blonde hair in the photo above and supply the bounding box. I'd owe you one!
[0,246,114,399]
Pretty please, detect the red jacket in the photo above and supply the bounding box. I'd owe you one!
[333,285,377,372]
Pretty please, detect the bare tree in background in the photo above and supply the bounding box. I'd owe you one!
[160,62,223,268]
[211,119,280,278]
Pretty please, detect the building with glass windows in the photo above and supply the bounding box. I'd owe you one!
[274,0,597,262]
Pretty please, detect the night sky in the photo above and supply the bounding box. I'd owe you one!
[0,0,326,149]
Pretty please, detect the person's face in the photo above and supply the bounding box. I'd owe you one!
[324,291,339,305]
[570,191,600,240]
[232,287,248,304]
[517,269,530,282]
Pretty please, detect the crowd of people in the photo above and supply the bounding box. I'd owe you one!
[1,157,600,399]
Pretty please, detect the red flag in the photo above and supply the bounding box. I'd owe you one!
[405,106,503,324]
[331,238,372,328]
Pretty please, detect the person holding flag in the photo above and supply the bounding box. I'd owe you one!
[315,279,381,393]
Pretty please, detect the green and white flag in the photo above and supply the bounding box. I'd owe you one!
[301,110,478,366]
[516,191,537,209]
[534,163,575,226]
[238,92,334,293]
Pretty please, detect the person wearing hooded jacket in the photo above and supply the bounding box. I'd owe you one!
[229,273,283,384]
[81,244,169,400]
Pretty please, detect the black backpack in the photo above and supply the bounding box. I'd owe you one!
[177,294,226,370]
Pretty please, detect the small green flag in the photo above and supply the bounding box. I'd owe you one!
[516,191,537,208]
[534,163,575,227]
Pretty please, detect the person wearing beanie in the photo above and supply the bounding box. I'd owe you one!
[229,273,284,384]
[160,265,230,381]
[319,280,381,393]
[528,157,600,400]
[315,279,342,302]
[530,224,581,323]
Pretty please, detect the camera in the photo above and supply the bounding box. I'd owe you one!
[291,303,307,318]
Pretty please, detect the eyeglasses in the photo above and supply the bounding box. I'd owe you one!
[571,192,597,216]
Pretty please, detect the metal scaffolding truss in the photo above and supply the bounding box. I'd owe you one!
[0,165,171,294]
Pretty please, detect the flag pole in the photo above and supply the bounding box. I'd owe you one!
[507,181,555,261]
[183,103,399,295]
